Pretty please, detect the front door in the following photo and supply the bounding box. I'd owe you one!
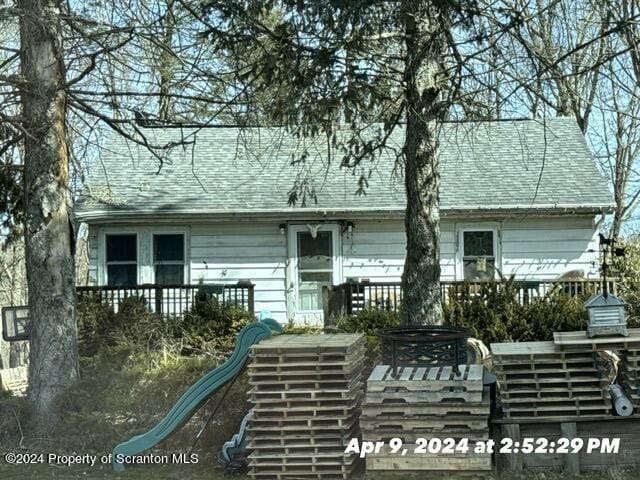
[287,224,342,324]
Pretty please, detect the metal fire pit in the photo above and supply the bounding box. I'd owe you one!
[376,325,471,375]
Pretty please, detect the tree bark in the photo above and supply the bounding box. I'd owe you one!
[19,0,79,429]
[400,0,447,325]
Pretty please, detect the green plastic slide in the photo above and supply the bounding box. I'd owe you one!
[112,317,282,471]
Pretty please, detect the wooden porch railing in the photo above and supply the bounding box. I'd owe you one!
[323,279,617,324]
[76,282,255,317]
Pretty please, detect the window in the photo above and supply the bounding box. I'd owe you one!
[153,234,185,285]
[106,234,137,286]
[297,230,333,311]
[462,230,496,281]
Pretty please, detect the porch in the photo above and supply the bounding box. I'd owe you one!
[76,281,255,317]
[322,279,618,324]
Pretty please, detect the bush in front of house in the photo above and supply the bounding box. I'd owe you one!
[443,278,593,344]
[281,323,324,335]
[77,294,173,356]
[333,308,401,365]
[329,278,597,347]
[77,293,254,359]
[176,296,253,357]
[76,293,123,356]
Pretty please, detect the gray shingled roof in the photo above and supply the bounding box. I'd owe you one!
[75,118,613,221]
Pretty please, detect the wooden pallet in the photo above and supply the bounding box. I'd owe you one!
[504,405,612,418]
[249,387,361,404]
[494,362,597,374]
[502,396,611,409]
[250,375,364,392]
[362,388,490,416]
[366,452,492,471]
[248,463,358,480]
[553,329,640,351]
[494,415,640,473]
[361,430,490,443]
[251,333,366,355]
[363,470,492,479]
[491,341,596,362]
[248,456,358,478]
[252,402,359,420]
[249,472,353,480]
[249,431,358,449]
[365,389,483,404]
[500,386,610,400]
[251,408,360,427]
[250,364,364,384]
[248,358,366,375]
[252,394,362,406]
[367,365,484,392]
[247,334,364,479]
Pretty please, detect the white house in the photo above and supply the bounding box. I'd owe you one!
[74,118,613,323]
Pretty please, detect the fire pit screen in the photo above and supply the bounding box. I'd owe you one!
[376,325,470,375]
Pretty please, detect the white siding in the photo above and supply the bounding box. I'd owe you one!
[500,217,600,280]
[190,223,288,321]
[85,215,601,322]
[341,219,456,281]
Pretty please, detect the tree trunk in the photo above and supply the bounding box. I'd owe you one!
[19,0,79,429]
[400,0,447,325]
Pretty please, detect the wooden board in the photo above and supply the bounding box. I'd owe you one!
[252,403,359,420]
[494,416,640,472]
[361,388,490,416]
[251,410,359,431]
[251,395,362,409]
[366,452,492,471]
[361,430,490,443]
[249,386,361,403]
[553,329,640,350]
[248,463,358,480]
[251,333,366,354]
[249,430,358,448]
[249,472,353,480]
[503,405,612,418]
[365,389,483,404]
[249,375,364,392]
[360,415,489,432]
[248,366,365,383]
[248,356,366,374]
[500,387,610,400]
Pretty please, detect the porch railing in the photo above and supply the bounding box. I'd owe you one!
[76,282,255,317]
[323,279,617,323]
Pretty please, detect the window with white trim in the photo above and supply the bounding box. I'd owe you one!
[153,234,185,285]
[462,230,496,281]
[106,234,137,286]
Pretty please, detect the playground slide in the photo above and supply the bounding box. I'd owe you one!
[112,317,282,471]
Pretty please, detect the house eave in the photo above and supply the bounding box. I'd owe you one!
[74,203,615,224]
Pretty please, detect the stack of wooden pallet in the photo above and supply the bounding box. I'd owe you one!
[621,346,640,408]
[246,334,366,480]
[492,341,611,418]
[360,364,492,476]
[551,329,640,411]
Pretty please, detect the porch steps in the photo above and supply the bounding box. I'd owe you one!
[247,334,366,480]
